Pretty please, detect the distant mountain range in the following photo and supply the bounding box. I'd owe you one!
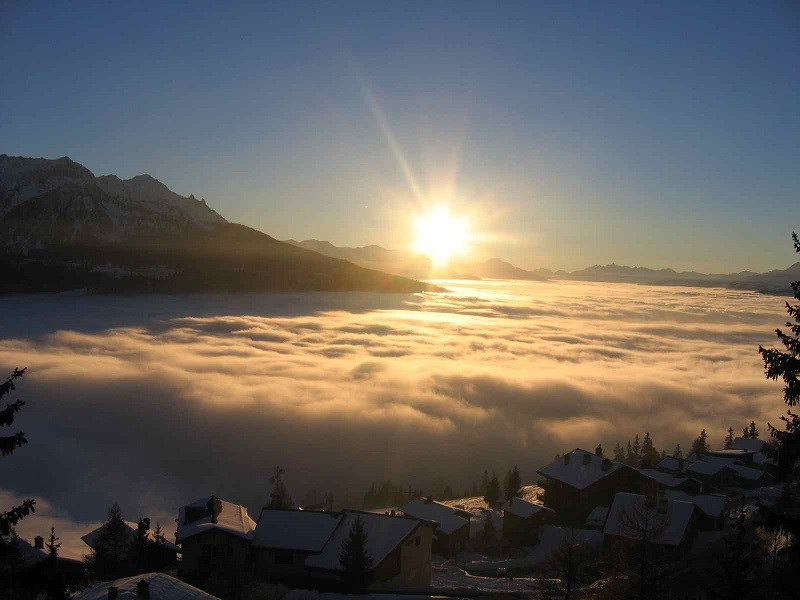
[286,240,800,295]
[0,155,434,294]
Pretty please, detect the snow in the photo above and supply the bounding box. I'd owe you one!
[502,497,553,519]
[464,526,603,575]
[656,456,682,472]
[73,573,218,600]
[14,537,48,567]
[603,492,695,546]
[400,499,469,536]
[638,468,690,488]
[584,506,609,529]
[730,437,767,452]
[729,463,767,481]
[82,520,178,552]
[686,460,729,476]
[304,511,419,572]
[537,449,624,490]
[664,491,726,518]
[253,509,341,551]
[176,496,256,543]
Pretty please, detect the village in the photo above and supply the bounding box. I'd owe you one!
[4,430,793,600]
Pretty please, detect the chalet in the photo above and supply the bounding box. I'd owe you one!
[1,536,87,597]
[686,453,772,489]
[175,495,256,589]
[81,517,179,568]
[655,455,685,476]
[501,497,554,547]
[638,468,702,495]
[665,490,727,530]
[250,509,434,587]
[684,459,736,490]
[603,492,698,561]
[400,497,470,556]
[73,572,220,600]
[536,449,648,523]
[730,437,768,453]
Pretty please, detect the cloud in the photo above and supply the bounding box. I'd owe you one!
[0,281,791,555]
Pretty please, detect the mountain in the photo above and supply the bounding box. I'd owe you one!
[0,155,435,295]
[285,240,547,281]
[285,239,797,295]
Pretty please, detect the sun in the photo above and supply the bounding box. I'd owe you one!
[413,205,470,265]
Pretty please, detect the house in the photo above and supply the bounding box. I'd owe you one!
[638,468,703,495]
[501,497,554,547]
[730,437,768,453]
[81,517,179,570]
[665,490,727,530]
[536,449,648,523]
[400,497,470,556]
[603,492,698,560]
[584,506,609,529]
[686,453,772,489]
[175,495,256,590]
[0,536,87,598]
[684,459,736,490]
[655,455,685,476]
[252,509,433,588]
[72,572,220,600]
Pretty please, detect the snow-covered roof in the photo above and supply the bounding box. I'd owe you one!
[585,506,609,529]
[753,452,776,466]
[638,469,689,488]
[686,461,730,476]
[730,437,767,453]
[73,573,219,600]
[656,456,683,472]
[502,497,554,519]
[305,511,420,572]
[82,520,178,552]
[14,538,48,567]
[603,493,696,547]
[176,496,256,543]
[664,491,726,519]
[400,498,469,536]
[537,449,625,491]
[253,509,341,551]
[729,463,768,481]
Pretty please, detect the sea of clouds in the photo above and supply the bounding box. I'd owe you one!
[0,280,791,557]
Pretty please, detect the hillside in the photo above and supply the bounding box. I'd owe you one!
[0,155,435,295]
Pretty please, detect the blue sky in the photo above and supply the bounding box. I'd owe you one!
[2,1,798,271]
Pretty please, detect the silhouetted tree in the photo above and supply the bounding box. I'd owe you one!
[339,516,373,592]
[46,525,61,560]
[640,432,659,468]
[691,429,710,454]
[595,444,605,458]
[537,529,590,600]
[484,472,501,508]
[504,466,522,503]
[44,525,68,600]
[0,368,35,539]
[724,427,736,448]
[757,232,800,592]
[267,466,293,509]
[673,443,683,459]
[707,506,758,600]
[481,470,490,496]
[747,420,759,439]
[85,502,130,580]
[613,443,625,462]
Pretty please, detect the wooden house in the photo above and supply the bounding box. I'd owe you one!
[400,497,470,556]
[665,490,727,530]
[251,509,433,588]
[175,495,256,591]
[501,497,554,547]
[603,492,699,561]
[536,449,649,523]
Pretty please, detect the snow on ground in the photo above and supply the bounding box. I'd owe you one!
[464,526,603,575]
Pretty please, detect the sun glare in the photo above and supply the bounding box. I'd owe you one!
[413,206,470,265]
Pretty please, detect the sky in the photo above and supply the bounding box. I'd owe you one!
[1,1,798,272]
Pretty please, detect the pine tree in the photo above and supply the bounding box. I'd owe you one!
[631,435,642,468]
[339,516,373,591]
[742,425,751,439]
[757,232,800,583]
[504,466,522,503]
[724,427,735,448]
[46,525,61,560]
[692,429,710,454]
[481,470,490,496]
[613,443,625,462]
[625,440,633,465]
[484,472,501,508]
[595,444,604,458]
[673,443,683,459]
[747,420,759,439]
[86,501,130,580]
[0,368,35,538]
[640,432,659,468]
[481,513,497,552]
[707,506,757,599]
[268,466,293,509]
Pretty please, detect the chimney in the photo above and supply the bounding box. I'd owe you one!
[563,454,570,465]
[582,453,592,465]
[390,510,396,517]
[34,536,44,549]
[107,587,118,600]
[137,579,150,598]
[595,445,603,456]
[208,495,223,524]
[601,458,612,471]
